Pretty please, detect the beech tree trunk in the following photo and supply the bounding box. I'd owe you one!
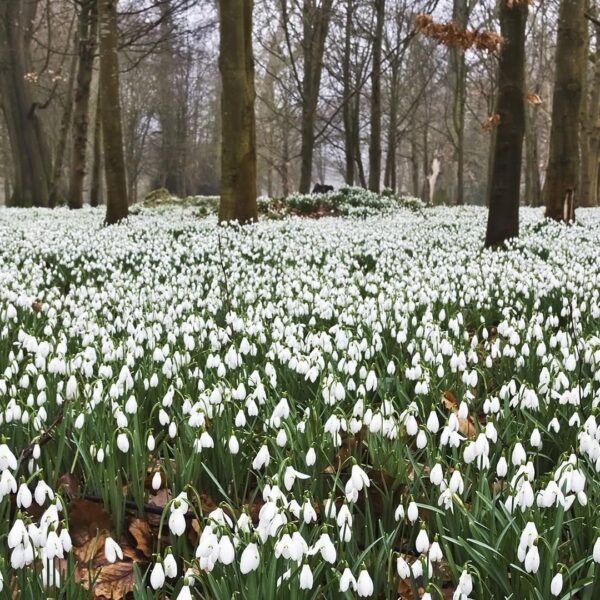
[543,0,586,221]
[49,28,79,208]
[0,0,51,207]
[99,0,128,224]
[90,86,103,207]
[368,0,384,192]
[449,0,470,205]
[485,0,528,247]
[580,16,600,207]
[524,104,541,206]
[68,0,98,209]
[298,0,334,193]
[342,0,355,186]
[218,0,257,223]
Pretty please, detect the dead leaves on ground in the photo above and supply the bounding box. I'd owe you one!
[441,390,477,438]
[63,499,153,599]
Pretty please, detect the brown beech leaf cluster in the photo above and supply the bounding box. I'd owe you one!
[415,14,503,52]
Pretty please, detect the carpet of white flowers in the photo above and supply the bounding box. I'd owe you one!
[1,206,600,599]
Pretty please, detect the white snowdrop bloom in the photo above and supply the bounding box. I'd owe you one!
[299,563,313,589]
[339,567,357,592]
[240,542,260,574]
[397,556,411,578]
[305,447,316,466]
[551,572,563,596]
[497,455,508,478]
[429,540,443,562]
[457,569,473,596]
[104,537,123,563]
[218,535,235,565]
[16,483,32,508]
[415,527,430,553]
[350,464,370,491]
[276,429,287,447]
[176,585,193,600]
[593,537,600,563]
[147,434,156,451]
[426,411,440,433]
[356,568,374,597]
[394,503,405,521]
[150,560,165,589]
[116,432,130,453]
[169,510,187,537]
[524,544,540,573]
[0,444,17,472]
[449,470,464,494]
[283,466,310,491]
[152,472,162,491]
[252,445,270,470]
[407,500,419,523]
[512,442,526,466]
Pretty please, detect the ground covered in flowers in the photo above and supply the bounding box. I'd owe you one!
[1,206,600,599]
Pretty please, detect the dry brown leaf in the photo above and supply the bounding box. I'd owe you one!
[442,391,477,438]
[85,562,136,600]
[128,518,153,559]
[482,113,501,131]
[74,531,108,565]
[69,500,113,547]
[525,92,542,106]
[57,473,80,499]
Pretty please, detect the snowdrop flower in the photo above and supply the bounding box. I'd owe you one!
[0,444,17,472]
[150,560,165,589]
[283,466,310,491]
[299,563,313,589]
[16,483,32,509]
[397,556,411,578]
[116,432,129,453]
[497,455,508,478]
[176,585,193,600]
[415,527,430,553]
[339,566,357,592]
[240,542,260,574]
[252,445,270,470]
[104,537,123,563]
[407,500,419,523]
[356,568,374,597]
[593,537,600,563]
[551,572,563,596]
[524,544,540,573]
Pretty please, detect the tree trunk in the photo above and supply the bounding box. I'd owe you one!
[368,0,384,192]
[0,0,51,207]
[411,133,419,197]
[218,0,257,223]
[298,0,334,193]
[581,17,600,207]
[342,0,355,186]
[485,0,528,247]
[524,104,541,206]
[90,86,103,207]
[449,0,469,205]
[543,0,586,221]
[49,27,79,208]
[68,0,98,209]
[99,0,128,224]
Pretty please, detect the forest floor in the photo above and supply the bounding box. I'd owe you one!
[0,205,599,599]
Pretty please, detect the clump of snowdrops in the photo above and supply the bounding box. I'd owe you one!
[0,205,600,599]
